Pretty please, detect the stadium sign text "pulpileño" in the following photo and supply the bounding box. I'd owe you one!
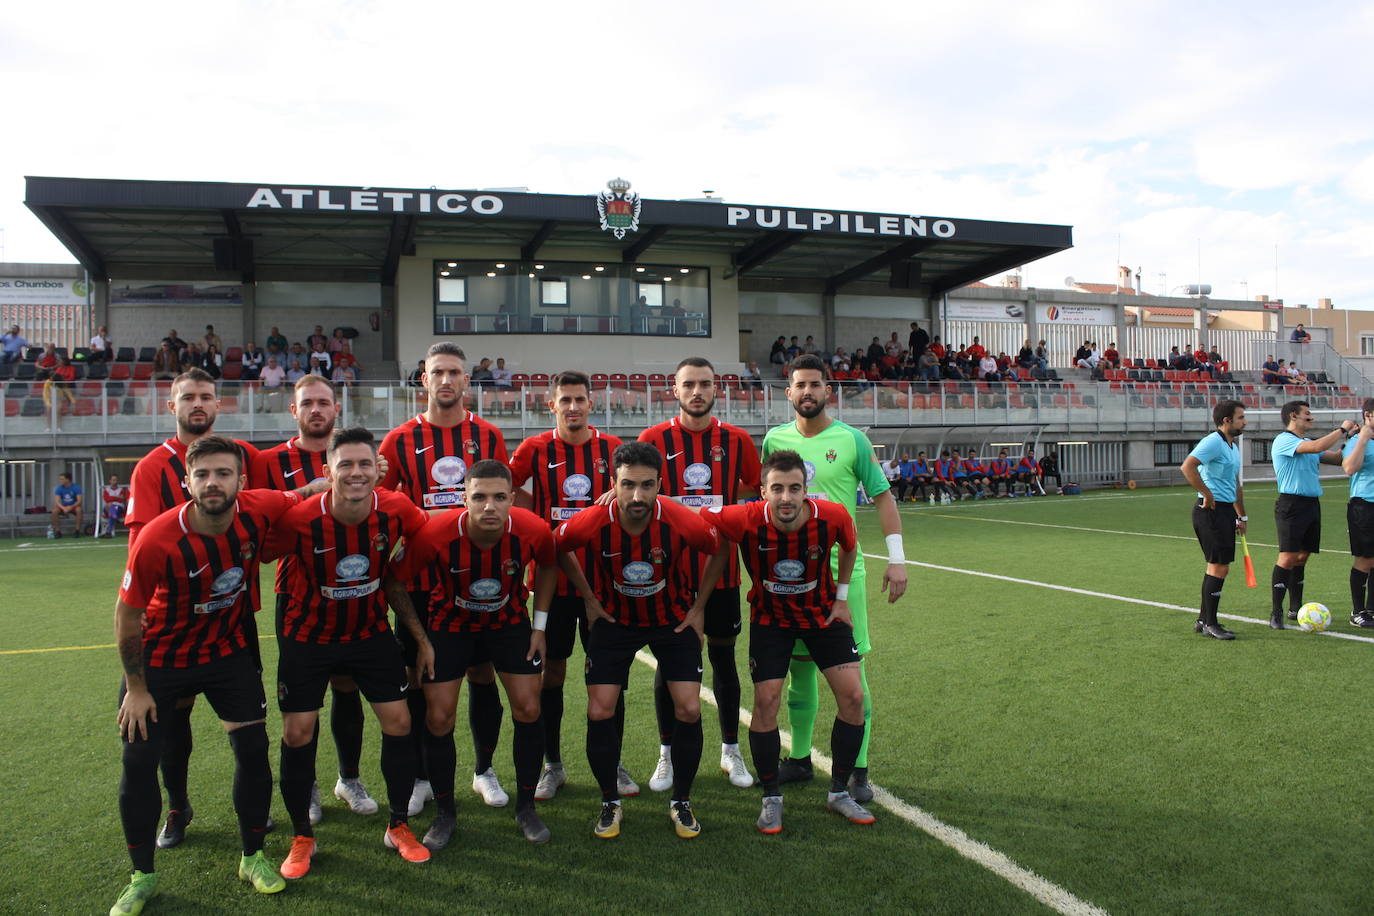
[724,208,956,238]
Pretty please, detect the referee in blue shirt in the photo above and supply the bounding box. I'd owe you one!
[1270,401,1357,628]
[1180,400,1248,639]
[1341,398,1374,628]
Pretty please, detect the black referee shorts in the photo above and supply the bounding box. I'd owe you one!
[1192,500,1238,565]
[1275,493,1321,554]
[1349,499,1374,558]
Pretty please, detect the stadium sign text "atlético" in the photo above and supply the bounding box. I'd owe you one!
[245,188,506,214]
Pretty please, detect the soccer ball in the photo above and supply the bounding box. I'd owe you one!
[1296,602,1331,633]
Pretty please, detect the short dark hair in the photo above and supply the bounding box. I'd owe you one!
[761,449,806,483]
[1280,400,1310,425]
[186,434,244,472]
[676,356,714,373]
[58,472,72,482]
[327,426,376,456]
[612,441,662,475]
[172,367,216,390]
[425,342,466,362]
[467,458,512,485]
[790,354,829,379]
[1213,399,1245,427]
[549,370,590,394]
[1364,398,1374,418]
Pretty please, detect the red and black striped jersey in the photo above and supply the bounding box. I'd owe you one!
[127,436,262,549]
[508,427,621,598]
[263,489,427,644]
[379,412,510,511]
[392,506,555,632]
[700,499,856,629]
[639,416,761,588]
[119,488,299,668]
[556,496,720,627]
[250,437,331,594]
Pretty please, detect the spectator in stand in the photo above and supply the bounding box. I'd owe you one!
[1074,342,1095,369]
[800,335,820,355]
[286,341,309,373]
[151,340,181,380]
[1039,450,1063,494]
[867,336,885,363]
[879,349,902,380]
[930,336,946,360]
[50,472,83,538]
[966,337,985,363]
[241,341,266,380]
[89,325,113,362]
[942,353,965,380]
[259,355,287,400]
[1285,362,1308,385]
[331,353,359,387]
[996,351,1012,372]
[1194,351,1216,378]
[266,325,288,354]
[328,327,352,357]
[1193,345,1208,366]
[469,357,494,385]
[35,343,58,380]
[284,356,307,384]
[1208,346,1227,372]
[830,347,848,370]
[742,360,764,389]
[1,324,26,363]
[1102,342,1120,369]
[1033,339,1050,370]
[1166,345,1184,369]
[785,335,802,361]
[909,321,930,358]
[998,361,1021,383]
[885,331,902,358]
[100,474,129,537]
[183,341,205,371]
[1016,449,1043,496]
[917,346,941,382]
[162,329,188,355]
[43,354,78,411]
[1291,323,1311,343]
[979,352,998,381]
[1016,339,1036,369]
[769,335,787,366]
[308,340,332,375]
[202,324,222,353]
[882,455,901,498]
[200,344,224,380]
[406,358,425,387]
[831,360,852,381]
[491,357,513,388]
[1261,354,1281,385]
[307,324,328,350]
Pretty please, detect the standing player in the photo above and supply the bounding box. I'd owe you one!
[555,443,722,839]
[638,357,761,792]
[390,460,557,847]
[252,375,376,820]
[110,437,296,915]
[263,427,433,877]
[379,342,511,814]
[1341,399,1374,628]
[125,368,264,850]
[507,371,637,801]
[1179,400,1248,640]
[701,449,874,833]
[1268,401,1355,628]
[761,354,908,804]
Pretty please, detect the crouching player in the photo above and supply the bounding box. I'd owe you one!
[699,449,873,833]
[389,460,556,847]
[262,427,433,877]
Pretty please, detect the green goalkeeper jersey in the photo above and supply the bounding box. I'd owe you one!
[761,417,890,524]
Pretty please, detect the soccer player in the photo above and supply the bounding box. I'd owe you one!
[988,450,1014,498]
[263,427,433,877]
[1268,401,1356,629]
[252,375,376,821]
[701,449,875,833]
[555,442,722,839]
[507,371,637,801]
[910,450,939,503]
[379,342,511,814]
[50,472,83,537]
[1015,449,1043,496]
[110,436,297,915]
[390,460,556,847]
[948,448,975,500]
[962,448,992,498]
[101,475,129,537]
[1341,399,1374,629]
[933,450,960,503]
[761,354,908,804]
[125,368,267,850]
[638,357,761,793]
[1179,400,1248,640]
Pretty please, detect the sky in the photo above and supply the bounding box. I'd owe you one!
[2,0,1371,307]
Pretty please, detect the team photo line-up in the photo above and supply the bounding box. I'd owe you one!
[107,347,909,916]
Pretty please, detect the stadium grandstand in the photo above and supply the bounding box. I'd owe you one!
[2,175,1370,533]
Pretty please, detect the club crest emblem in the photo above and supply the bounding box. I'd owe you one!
[825,448,838,463]
[241,542,255,563]
[711,444,725,462]
[372,533,389,554]
[594,456,608,475]
[649,546,667,565]
[596,177,641,240]
[464,438,478,455]
[807,544,822,559]
[503,558,520,576]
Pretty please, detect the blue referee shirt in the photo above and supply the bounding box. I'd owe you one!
[1343,436,1374,502]
[1188,431,1240,502]
[1271,430,1322,497]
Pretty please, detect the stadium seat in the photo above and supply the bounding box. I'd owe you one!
[23,347,41,362]
[132,364,153,380]
[510,373,530,388]
[137,347,156,362]
[79,381,102,397]
[106,398,120,416]
[0,362,10,381]
[116,347,135,362]
[73,347,91,361]
[226,346,243,362]
[628,373,647,391]
[109,363,130,380]
[590,372,610,388]
[6,381,29,397]
[220,397,239,413]
[74,398,97,416]
[15,363,35,380]
[70,363,87,381]
[4,399,17,417]
[21,398,44,417]
[86,361,108,380]
[106,381,125,397]
[609,373,628,389]
[222,363,243,380]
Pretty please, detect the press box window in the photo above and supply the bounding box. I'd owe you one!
[540,280,568,307]
[437,278,466,304]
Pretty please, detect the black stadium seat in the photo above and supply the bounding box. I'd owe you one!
[15,363,35,380]
[20,398,44,417]
[116,347,135,362]
[86,362,108,380]
[0,362,11,381]
[137,347,155,362]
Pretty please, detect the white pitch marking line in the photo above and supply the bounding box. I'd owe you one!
[912,513,1281,549]
[0,542,124,554]
[633,652,1110,916]
[863,553,1374,645]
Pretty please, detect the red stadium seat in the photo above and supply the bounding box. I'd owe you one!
[79,381,103,397]
[226,347,243,362]
[222,363,243,380]
[609,373,628,389]
[109,363,131,380]
[132,364,153,380]
[5,399,18,417]
[73,398,97,416]
[510,373,530,388]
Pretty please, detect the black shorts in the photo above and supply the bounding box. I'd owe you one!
[242,607,263,675]
[276,632,408,713]
[1275,494,1321,553]
[122,649,266,727]
[545,594,591,661]
[425,622,543,682]
[584,620,701,686]
[396,589,435,668]
[1192,501,1237,565]
[1349,499,1374,557]
[702,586,742,640]
[747,621,859,683]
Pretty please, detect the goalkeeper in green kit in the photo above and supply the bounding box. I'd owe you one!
[761,354,908,802]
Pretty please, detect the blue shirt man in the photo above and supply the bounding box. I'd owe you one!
[50,474,84,538]
[55,480,82,506]
[1180,400,1248,639]
[1,326,26,362]
[1341,401,1374,628]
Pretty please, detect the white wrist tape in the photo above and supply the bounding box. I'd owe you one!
[885,533,906,564]
[835,584,850,601]
[532,610,549,632]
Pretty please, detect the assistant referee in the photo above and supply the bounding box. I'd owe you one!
[1180,400,1247,640]
[1269,401,1357,629]
[1340,398,1374,629]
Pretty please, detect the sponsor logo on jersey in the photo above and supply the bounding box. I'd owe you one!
[469,578,502,599]
[454,576,509,612]
[321,553,381,599]
[673,494,723,508]
[682,462,712,490]
[195,566,247,614]
[122,569,132,590]
[772,559,805,580]
[615,559,666,596]
[336,554,371,582]
[563,474,592,500]
[803,461,816,483]
[431,456,467,487]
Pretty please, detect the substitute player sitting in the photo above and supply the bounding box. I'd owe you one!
[389,460,556,848]
[700,449,873,833]
[263,427,433,877]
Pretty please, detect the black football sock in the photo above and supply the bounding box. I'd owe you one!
[1288,566,1306,613]
[227,723,271,856]
[830,718,865,794]
[512,718,545,810]
[1365,570,1374,613]
[586,717,621,802]
[749,728,782,796]
[424,728,457,816]
[613,692,627,749]
[1201,574,1225,626]
[468,680,503,775]
[381,732,417,828]
[1353,568,1371,615]
[330,685,365,780]
[160,705,193,809]
[279,739,317,838]
[540,686,564,765]
[406,690,428,782]
[653,668,675,747]
[1270,566,1288,618]
[120,731,164,873]
[707,642,741,745]
[669,716,703,802]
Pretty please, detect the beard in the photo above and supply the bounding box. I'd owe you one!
[681,397,714,418]
[178,415,213,436]
[791,398,824,419]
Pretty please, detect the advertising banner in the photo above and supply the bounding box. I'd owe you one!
[1036,303,1116,326]
[945,300,1026,323]
[0,277,88,305]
